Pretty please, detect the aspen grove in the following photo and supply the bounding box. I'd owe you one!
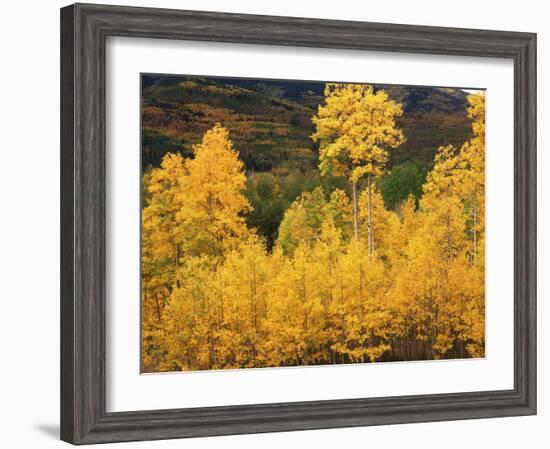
[141,84,485,372]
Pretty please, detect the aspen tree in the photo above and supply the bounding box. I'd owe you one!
[312,84,404,255]
[423,93,485,263]
[141,153,187,370]
[176,124,252,262]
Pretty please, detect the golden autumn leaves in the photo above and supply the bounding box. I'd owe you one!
[312,84,405,250]
[141,84,485,372]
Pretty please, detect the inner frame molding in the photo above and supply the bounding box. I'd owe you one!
[60,3,536,445]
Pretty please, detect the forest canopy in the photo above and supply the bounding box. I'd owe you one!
[141,77,485,372]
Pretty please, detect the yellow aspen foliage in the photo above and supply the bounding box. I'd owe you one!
[142,92,486,372]
[393,195,468,358]
[381,195,418,264]
[142,152,187,300]
[324,188,354,241]
[311,83,404,244]
[357,185,396,258]
[141,153,188,370]
[311,84,405,182]
[276,187,353,255]
[176,124,252,262]
[335,241,391,362]
[141,125,254,370]
[385,93,486,360]
[275,187,327,254]
[423,93,485,263]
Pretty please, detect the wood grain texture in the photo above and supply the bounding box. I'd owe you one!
[60,4,75,443]
[60,3,537,445]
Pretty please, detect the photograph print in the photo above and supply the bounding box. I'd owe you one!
[140,74,486,373]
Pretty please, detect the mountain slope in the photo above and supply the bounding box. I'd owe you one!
[141,76,475,172]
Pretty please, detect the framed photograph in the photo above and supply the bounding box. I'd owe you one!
[60,3,536,444]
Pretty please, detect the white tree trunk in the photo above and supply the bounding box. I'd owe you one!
[352,179,359,241]
[472,190,478,263]
[367,175,373,258]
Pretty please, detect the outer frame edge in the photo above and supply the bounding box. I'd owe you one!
[60,3,537,445]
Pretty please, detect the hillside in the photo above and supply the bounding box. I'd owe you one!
[141,75,474,172]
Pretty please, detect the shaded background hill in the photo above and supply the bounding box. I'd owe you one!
[142,75,474,172]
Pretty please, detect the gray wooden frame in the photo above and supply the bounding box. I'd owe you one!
[60,3,537,445]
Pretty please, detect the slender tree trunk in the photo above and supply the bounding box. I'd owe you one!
[219,273,224,325]
[175,243,181,289]
[359,265,364,323]
[472,190,478,263]
[352,179,359,241]
[251,263,257,364]
[154,293,162,322]
[367,175,374,258]
[209,325,216,368]
[302,267,308,331]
